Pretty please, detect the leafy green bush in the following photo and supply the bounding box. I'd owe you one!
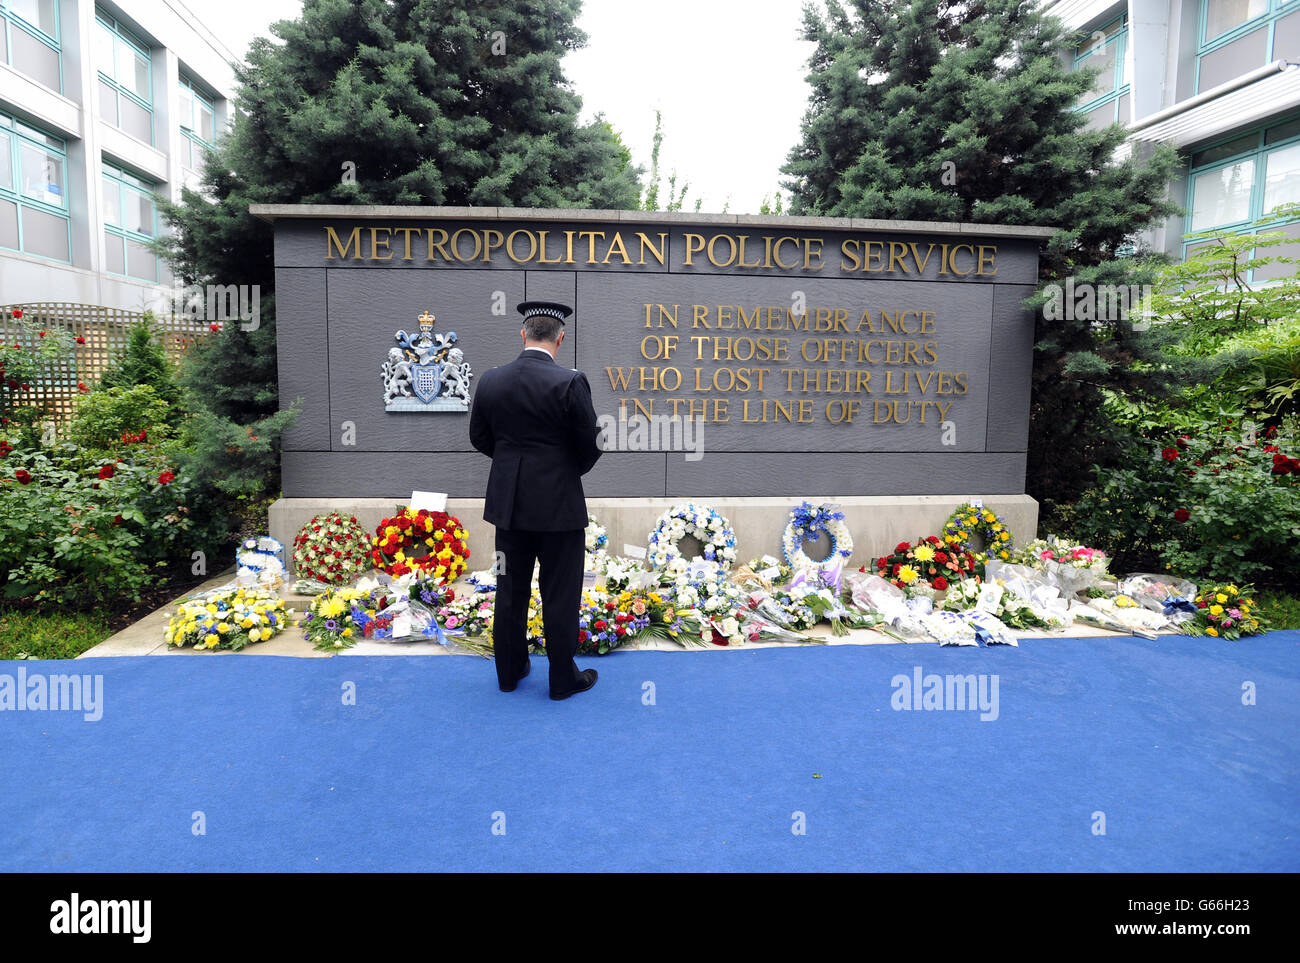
[1063,413,1300,584]
[66,384,172,452]
[0,437,211,608]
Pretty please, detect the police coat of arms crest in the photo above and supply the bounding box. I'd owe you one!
[382,311,473,412]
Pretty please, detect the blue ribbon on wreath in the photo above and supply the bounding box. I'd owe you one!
[1162,596,1197,617]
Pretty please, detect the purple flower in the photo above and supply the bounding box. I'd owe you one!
[325,619,338,631]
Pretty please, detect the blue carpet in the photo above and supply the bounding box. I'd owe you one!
[2,631,1298,872]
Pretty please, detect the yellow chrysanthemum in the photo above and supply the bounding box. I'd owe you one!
[204,633,219,647]
[913,545,935,562]
[898,564,919,585]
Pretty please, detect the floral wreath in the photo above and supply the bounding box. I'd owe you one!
[585,513,609,554]
[782,501,854,574]
[942,502,1013,561]
[165,587,291,651]
[292,512,373,585]
[646,502,738,578]
[370,507,469,583]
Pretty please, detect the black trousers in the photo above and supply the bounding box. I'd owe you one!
[493,527,585,694]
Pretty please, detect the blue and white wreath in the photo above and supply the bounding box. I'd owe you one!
[647,502,738,578]
[782,501,854,575]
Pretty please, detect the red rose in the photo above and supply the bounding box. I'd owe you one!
[15,469,32,484]
[1197,601,1207,609]
[711,629,729,647]
[113,514,123,526]
[593,619,607,631]
[1174,508,1190,522]
[76,336,86,345]
[616,625,627,637]
[933,576,949,591]
[895,541,911,554]
[38,330,46,338]
[1176,435,1190,449]
[98,464,115,480]
[578,630,588,643]
[78,382,88,392]
[1161,448,1179,461]
[11,309,21,319]
[926,536,940,545]
[935,551,948,563]
[209,323,221,332]
[158,470,176,485]
[892,562,902,576]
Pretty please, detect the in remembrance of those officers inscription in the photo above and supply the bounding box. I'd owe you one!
[254,205,1054,503]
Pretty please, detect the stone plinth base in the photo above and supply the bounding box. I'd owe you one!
[269,495,1038,579]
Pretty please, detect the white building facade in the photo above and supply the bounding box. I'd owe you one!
[1046,0,1300,270]
[0,0,235,311]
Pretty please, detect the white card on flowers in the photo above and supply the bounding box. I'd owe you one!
[410,490,447,512]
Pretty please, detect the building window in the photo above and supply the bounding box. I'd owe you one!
[177,74,216,187]
[1197,0,1297,92]
[1186,116,1300,275]
[1203,0,1271,43]
[1072,15,1130,125]
[101,160,159,282]
[0,112,70,261]
[95,9,152,144]
[1,0,62,92]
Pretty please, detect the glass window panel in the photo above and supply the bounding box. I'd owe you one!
[99,78,119,125]
[11,25,61,91]
[1266,117,1300,145]
[104,230,124,273]
[1085,43,1118,100]
[0,199,17,250]
[10,0,57,36]
[96,23,115,77]
[102,175,120,226]
[1263,142,1300,216]
[0,18,8,63]
[131,53,151,101]
[1191,133,1258,168]
[198,103,214,142]
[19,142,63,207]
[1205,0,1268,42]
[120,96,152,143]
[128,190,154,235]
[13,121,62,150]
[21,205,68,259]
[0,132,11,190]
[177,85,194,130]
[1191,160,1255,229]
[126,239,156,281]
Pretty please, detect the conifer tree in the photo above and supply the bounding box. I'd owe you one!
[781,0,1183,504]
[158,0,643,509]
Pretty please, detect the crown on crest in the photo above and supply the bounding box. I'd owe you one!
[418,310,435,333]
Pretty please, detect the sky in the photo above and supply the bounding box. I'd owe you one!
[199,0,817,214]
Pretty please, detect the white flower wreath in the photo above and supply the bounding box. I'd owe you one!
[646,502,738,576]
[585,513,609,556]
[781,501,854,574]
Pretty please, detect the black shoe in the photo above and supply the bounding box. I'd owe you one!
[550,668,597,701]
[498,657,531,692]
